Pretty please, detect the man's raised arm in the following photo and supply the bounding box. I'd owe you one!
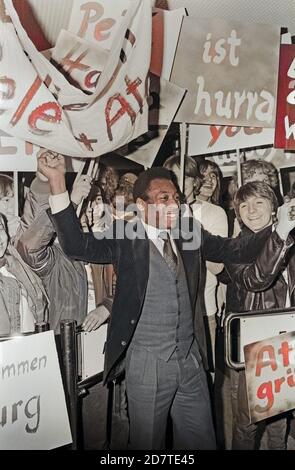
[38,151,116,264]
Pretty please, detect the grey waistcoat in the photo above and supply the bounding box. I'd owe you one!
[130,241,194,361]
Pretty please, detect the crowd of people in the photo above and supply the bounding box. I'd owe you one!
[1,150,295,451]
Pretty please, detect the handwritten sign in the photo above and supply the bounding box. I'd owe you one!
[187,124,274,155]
[115,74,186,168]
[0,130,95,171]
[150,7,185,81]
[0,0,151,159]
[51,30,109,94]
[171,17,280,128]
[68,0,131,51]
[0,331,72,449]
[244,331,295,423]
[0,130,37,171]
[275,45,295,150]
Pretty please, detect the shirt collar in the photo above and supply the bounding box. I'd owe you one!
[140,219,171,241]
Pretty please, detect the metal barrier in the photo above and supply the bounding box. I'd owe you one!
[60,320,78,449]
[224,307,295,370]
[60,320,107,450]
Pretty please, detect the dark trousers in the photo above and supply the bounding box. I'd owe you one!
[82,379,129,450]
[125,346,216,450]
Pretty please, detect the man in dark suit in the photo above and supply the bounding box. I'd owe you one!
[38,155,270,450]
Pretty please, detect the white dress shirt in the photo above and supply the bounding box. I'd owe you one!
[140,219,178,258]
[49,191,70,214]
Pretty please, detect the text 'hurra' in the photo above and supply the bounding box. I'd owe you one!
[194,30,274,124]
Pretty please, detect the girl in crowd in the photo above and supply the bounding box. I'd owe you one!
[0,212,48,335]
[163,154,199,205]
[196,160,223,205]
[224,181,295,449]
[0,174,20,237]
[97,164,119,205]
[223,159,283,238]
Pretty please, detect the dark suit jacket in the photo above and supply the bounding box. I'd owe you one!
[51,204,271,383]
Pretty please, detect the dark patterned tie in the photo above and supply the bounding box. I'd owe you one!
[159,231,178,274]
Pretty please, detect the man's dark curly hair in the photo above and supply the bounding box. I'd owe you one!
[133,167,179,201]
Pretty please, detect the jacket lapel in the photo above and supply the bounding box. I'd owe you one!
[132,222,150,309]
